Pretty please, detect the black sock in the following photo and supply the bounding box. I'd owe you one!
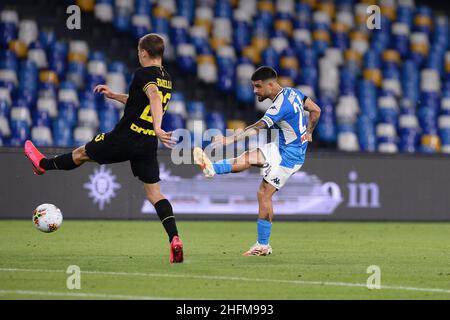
[154,199,178,242]
[40,153,79,170]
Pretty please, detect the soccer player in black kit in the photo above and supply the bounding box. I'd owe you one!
[24,33,184,263]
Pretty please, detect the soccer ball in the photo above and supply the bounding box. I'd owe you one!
[32,204,63,233]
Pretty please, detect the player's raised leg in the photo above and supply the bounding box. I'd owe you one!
[144,182,183,263]
[242,180,277,256]
[24,140,88,175]
[193,147,265,177]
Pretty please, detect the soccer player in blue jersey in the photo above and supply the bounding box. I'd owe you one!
[194,66,321,256]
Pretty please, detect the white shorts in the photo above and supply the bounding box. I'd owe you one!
[255,143,302,190]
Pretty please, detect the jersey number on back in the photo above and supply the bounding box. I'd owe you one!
[139,91,171,123]
[292,94,307,134]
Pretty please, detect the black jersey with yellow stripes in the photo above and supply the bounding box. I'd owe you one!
[112,65,172,138]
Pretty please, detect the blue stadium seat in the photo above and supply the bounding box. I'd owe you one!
[32,109,51,127]
[39,30,56,50]
[9,119,29,146]
[98,102,118,133]
[316,96,337,144]
[48,41,68,79]
[162,112,186,133]
[0,21,17,47]
[58,102,77,128]
[52,118,73,147]
[0,99,9,118]
[236,62,254,103]
[66,62,86,89]
[206,111,226,133]
[0,50,18,71]
[3,0,450,154]
[176,0,195,24]
[357,115,376,152]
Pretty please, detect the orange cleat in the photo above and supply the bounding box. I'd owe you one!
[24,140,46,175]
[170,235,184,263]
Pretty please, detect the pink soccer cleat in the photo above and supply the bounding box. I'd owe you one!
[24,140,46,175]
[170,235,184,263]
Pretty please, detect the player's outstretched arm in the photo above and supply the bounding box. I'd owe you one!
[303,97,321,142]
[145,84,176,149]
[93,84,129,104]
[213,120,267,146]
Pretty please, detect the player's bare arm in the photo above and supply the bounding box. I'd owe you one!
[93,84,129,104]
[213,120,267,146]
[303,97,321,142]
[145,84,176,148]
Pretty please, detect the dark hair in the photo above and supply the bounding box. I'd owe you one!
[138,33,165,58]
[251,66,278,81]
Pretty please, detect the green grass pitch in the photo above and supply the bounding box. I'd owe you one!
[0,220,449,300]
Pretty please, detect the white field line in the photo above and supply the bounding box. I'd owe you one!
[0,289,178,300]
[1,267,450,295]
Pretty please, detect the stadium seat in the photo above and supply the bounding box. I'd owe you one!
[0,9,19,47]
[18,19,38,46]
[73,126,95,146]
[316,96,337,144]
[78,108,99,129]
[438,114,450,153]
[337,131,360,152]
[197,53,217,84]
[52,118,73,147]
[376,123,398,153]
[2,0,450,155]
[399,114,419,153]
[98,102,118,133]
[31,126,53,146]
[0,86,12,107]
[336,95,359,125]
[378,96,399,125]
[94,0,114,23]
[236,62,255,103]
[0,116,11,138]
[0,68,18,91]
[28,40,48,69]
[206,111,226,133]
[176,43,196,73]
[9,119,29,146]
[10,106,31,126]
[32,109,51,127]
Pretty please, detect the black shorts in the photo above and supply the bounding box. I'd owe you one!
[85,132,160,184]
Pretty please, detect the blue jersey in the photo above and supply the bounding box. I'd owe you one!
[261,87,309,168]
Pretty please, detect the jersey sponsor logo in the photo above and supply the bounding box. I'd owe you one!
[130,123,156,136]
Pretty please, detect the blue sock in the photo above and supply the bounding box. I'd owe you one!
[257,219,272,245]
[212,159,232,174]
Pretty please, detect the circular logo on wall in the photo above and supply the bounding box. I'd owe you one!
[84,165,121,210]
